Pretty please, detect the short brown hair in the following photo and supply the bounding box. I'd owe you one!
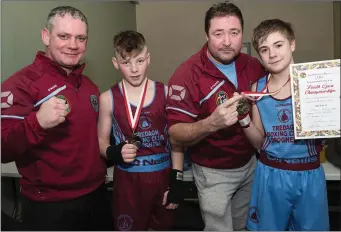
[113,30,146,59]
[205,1,244,34]
[252,19,295,52]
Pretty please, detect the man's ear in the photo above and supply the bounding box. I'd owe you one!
[112,57,119,70]
[41,28,50,46]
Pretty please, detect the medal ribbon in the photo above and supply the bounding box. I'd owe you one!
[242,74,290,101]
[122,78,148,133]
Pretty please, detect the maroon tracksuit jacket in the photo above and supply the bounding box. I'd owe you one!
[166,43,266,169]
[1,52,106,202]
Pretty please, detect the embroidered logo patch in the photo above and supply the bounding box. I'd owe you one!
[117,214,133,231]
[277,109,291,123]
[216,91,228,106]
[138,116,152,130]
[1,91,14,109]
[169,85,186,101]
[248,207,259,223]
[90,95,99,112]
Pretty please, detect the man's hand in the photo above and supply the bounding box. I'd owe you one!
[36,96,69,129]
[206,94,242,132]
[234,92,251,128]
[162,169,184,210]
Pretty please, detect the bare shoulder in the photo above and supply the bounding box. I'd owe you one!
[99,90,113,111]
[100,90,111,100]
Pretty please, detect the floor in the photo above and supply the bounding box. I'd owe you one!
[1,181,340,231]
[2,202,340,231]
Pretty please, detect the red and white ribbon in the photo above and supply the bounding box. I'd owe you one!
[122,78,148,132]
[242,74,290,101]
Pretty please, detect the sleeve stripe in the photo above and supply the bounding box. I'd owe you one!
[1,115,24,120]
[166,107,198,118]
[199,80,225,105]
[33,85,66,107]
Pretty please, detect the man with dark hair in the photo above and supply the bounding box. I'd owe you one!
[1,6,112,230]
[166,2,266,230]
[98,30,183,231]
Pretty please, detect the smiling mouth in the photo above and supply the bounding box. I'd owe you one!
[269,60,281,64]
[63,53,79,56]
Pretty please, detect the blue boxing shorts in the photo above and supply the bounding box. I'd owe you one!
[246,154,329,231]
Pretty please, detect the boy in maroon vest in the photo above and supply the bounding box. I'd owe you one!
[98,30,184,231]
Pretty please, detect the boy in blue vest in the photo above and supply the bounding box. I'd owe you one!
[239,19,329,231]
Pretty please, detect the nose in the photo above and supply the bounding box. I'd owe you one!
[223,34,231,47]
[68,38,78,49]
[130,63,138,73]
[269,48,277,58]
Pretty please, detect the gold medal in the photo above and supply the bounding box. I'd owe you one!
[128,133,142,149]
[237,98,250,115]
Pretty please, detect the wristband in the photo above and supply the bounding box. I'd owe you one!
[106,142,126,166]
[167,169,184,204]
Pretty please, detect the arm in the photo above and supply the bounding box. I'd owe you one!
[166,63,241,147]
[97,91,113,159]
[168,118,214,147]
[164,130,186,209]
[241,83,265,150]
[166,67,210,147]
[164,85,185,170]
[97,91,138,165]
[1,78,47,163]
[168,95,242,147]
[170,139,185,171]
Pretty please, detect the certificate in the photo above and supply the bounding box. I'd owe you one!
[290,59,340,139]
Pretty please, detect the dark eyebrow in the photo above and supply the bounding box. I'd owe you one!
[211,29,224,34]
[273,40,284,45]
[258,45,268,50]
[230,28,241,32]
[259,40,284,50]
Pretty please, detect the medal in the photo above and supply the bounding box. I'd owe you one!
[122,78,148,148]
[236,98,250,115]
[128,133,142,149]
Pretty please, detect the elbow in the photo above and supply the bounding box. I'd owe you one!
[168,127,178,144]
[98,139,108,157]
[169,136,185,151]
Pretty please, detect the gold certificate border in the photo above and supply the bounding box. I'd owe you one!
[291,60,340,138]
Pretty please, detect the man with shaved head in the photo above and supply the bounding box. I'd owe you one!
[1,6,112,230]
